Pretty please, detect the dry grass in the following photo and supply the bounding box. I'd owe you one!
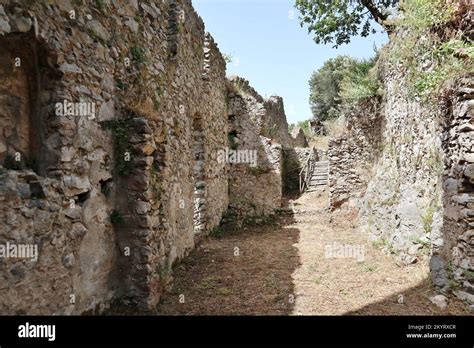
[323,115,346,138]
[155,189,471,316]
[309,136,329,151]
[291,190,471,315]
[157,208,300,315]
[307,116,347,150]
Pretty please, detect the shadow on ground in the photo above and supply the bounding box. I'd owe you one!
[344,278,472,315]
[156,201,301,315]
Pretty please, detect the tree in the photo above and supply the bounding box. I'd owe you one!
[295,0,398,47]
[309,56,356,121]
[309,55,377,121]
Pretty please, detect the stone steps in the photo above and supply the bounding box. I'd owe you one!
[306,161,329,191]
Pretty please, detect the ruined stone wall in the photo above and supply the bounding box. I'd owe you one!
[229,76,296,149]
[283,147,316,193]
[328,100,383,209]
[0,0,122,315]
[291,127,309,148]
[0,0,307,315]
[261,96,294,149]
[227,78,283,218]
[357,69,447,266]
[328,43,473,297]
[440,78,474,301]
[0,0,229,314]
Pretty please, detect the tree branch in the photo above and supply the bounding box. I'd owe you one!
[360,0,386,24]
[360,0,394,32]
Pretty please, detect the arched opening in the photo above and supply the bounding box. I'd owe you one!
[0,32,55,175]
[192,113,206,234]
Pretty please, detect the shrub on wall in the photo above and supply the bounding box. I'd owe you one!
[389,0,473,98]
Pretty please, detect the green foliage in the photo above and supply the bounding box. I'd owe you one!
[372,237,399,255]
[95,0,106,12]
[289,120,312,138]
[101,119,133,176]
[228,132,238,150]
[421,204,437,234]
[210,225,225,238]
[116,79,128,91]
[396,0,453,31]
[222,53,233,63]
[358,262,377,272]
[130,45,146,64]
[340,58,381,103]
[87,28,107,45]
[309,56,355,121]
[150,163,161,197]
[389,0,473,97]
[462,269,474,282]
[309,55,378,121]
[295,0,398,47]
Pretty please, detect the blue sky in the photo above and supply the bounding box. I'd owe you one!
[193,0,388,124]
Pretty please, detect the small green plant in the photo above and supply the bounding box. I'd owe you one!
[372,238,384,249]
[223,53,233,64]
[381,195,399,206]
[448,279,459,290]
[87,28,107,45]
[374,237,399,255]
[340,62,381,103]
[409,235,431,255]
[359,262,377,273]
[421,204,437,234]
[210,226,224,238]
[110,210,125,225]
[101,119,133,176]
[462,269,474,282]
[95,0,106,11]
[130,45,146,64]
[228,132,238,150]
[150,163,161,197]
[116,79,128,91]
[389,0,472,98]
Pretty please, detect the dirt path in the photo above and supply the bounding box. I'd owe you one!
[157,189,470,315]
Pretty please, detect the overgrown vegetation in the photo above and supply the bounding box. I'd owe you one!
[389,0,474,97]
[308,55,379,122]
[101,119,134,176]
[421,203,437,234]
[130,45,147,64]
[288,120,312,138]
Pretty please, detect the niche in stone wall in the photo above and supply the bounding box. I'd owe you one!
[0,32,55,175]
[192,113,206,233]
[167,1,179,59]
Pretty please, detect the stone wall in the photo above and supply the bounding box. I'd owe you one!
[283,147,317,193]
[327,40,473,298]
[227,78,283,219]
[440,78,474,300]
[291,127,309,148]
[0,0,301,314]
[328,99,383,209]
[0,0,230,314]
